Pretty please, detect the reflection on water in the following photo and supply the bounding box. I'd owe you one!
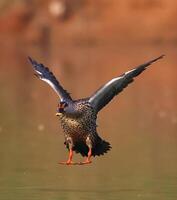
[0,41,177,200]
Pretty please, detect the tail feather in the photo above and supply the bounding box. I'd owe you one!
[73,137,111,157]
[92,138,111,156]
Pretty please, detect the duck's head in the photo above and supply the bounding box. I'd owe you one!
[56,101,68,115]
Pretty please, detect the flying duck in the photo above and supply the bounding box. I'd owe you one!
[28,55,164,165]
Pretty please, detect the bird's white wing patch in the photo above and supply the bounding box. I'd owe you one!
[40,77,63,100]
[89,77,122,102]
[125,68,136,75]
[36,70,43,75]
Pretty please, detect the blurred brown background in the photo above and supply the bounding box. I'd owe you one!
[0,1,177,200]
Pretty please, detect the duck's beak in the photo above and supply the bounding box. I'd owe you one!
[56,109,64,116]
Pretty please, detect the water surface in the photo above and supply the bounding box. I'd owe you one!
[0,41,177,199]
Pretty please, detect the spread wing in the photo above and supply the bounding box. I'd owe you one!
[89,55,164,113]
[28,57,72,102]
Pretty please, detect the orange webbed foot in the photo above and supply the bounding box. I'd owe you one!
[59,161,84,165]
[78,160,92,165]
[59,161,72,165]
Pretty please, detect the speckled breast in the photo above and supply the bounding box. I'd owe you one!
[58,101,97,142]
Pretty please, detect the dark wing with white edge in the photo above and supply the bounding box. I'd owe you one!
[89,55,164,113]
[28,57,72,102]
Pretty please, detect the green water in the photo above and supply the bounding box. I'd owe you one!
[0,43,177,199]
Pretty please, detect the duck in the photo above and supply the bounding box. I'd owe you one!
[28,55,164,165]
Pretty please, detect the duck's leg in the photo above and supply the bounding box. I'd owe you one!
[59,149,74,165]
[81,148,92,164]
[59,137,75,165]
[80,137,92,165]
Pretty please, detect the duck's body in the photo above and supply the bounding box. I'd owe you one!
[28,55,164,165]
[57,99,111,157]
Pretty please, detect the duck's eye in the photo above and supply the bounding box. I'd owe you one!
[64,102,68,107]
[58,102,68,109]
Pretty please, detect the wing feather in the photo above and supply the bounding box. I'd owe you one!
[28,57,72,102]
[89,55,164,113]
